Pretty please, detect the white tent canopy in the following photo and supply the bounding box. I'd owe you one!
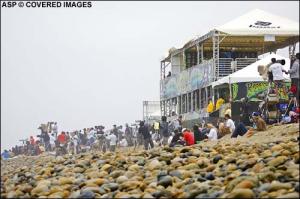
[212,54,290,88]
[216,9,299,36]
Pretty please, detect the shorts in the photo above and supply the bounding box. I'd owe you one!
[274,80,284,88]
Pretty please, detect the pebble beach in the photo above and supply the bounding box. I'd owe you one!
[1,123,299,198]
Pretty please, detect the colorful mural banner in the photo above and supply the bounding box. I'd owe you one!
[162,61,214,99]
[231,82,290,101]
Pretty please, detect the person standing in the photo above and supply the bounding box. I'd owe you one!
[107,132,117,152]
[268,58,286,95]
[160,116,169,146]
[286,53,299,100]
[125,124,133,147]
[139,121,154,150]
[49,133,56,151]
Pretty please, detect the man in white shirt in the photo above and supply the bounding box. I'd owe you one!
[49,133,56,151]
[225,114,236,134]
[107,132,117,152]
[206,123,218,141]
[268,60,286,95]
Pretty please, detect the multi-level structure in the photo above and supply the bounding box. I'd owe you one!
[160,9,299,126]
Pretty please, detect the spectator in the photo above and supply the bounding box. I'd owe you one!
[182,128,194,146]
[216,96,225,110]
[207,99,214,113]
[240,97,251,126]
[160,116,169,146]
[193,124,207,144]
[49,133,56,151]
[231,122,253,138]
[169,129,185,147]
[225,114,236,134]
[251,112,267,131]
[57,132,67,145]
[206,123,218,141]
[286,53,299,100]
[269,58,286,95]
[139,121,154,150]
[1,150,10,160]
[107,132,117,152]
[30,136,35,145]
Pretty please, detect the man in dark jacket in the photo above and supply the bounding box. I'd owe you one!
[138,121,154,150]
[160,116,169,146]
[193,124,207,144]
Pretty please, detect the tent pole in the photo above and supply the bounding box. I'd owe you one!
[229,77,232,103]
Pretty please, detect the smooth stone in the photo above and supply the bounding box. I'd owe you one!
[148,159,162,171]
[226,176,258,192]
[213,155,222,164]
[157,176,173,188]
[116,176,129,184]
[269,182,292,192]
[227,188,255,198]
[276,192,300,198]
[31,185,49,196]
[100,164,112,172]
[267,156,288,167]
[205,173,215,180]
[78,190,95,198]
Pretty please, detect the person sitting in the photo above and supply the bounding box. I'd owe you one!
[182,128,194,146]
[251,112,267,131]
[206,123,218,141]
[224,114,236,134]
[193,124,207,144]
[167,71,171,77]
[231,122,253,138]
[218,122,231,138]
[169,129,185,147]
[216,97,225,110]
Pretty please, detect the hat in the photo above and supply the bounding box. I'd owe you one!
[182,128,187,133]
[207,123,214,129]
[252,112,259,117]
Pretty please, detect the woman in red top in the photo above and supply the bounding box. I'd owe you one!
[57,132,66,144]
[182,128,194,146]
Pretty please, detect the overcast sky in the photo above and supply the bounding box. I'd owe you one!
[1,1,299,150]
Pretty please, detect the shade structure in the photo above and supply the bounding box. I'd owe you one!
[216,9,299,36]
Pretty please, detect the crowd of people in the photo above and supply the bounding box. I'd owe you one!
[2,54,299,160]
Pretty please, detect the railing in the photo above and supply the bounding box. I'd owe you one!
[217,58,258,79]
[236,58,258,71]
[217,58,233,78]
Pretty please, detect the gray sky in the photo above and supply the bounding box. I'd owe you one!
[1,1,299,150]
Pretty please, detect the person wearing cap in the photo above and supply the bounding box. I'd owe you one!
[182,128,194,146]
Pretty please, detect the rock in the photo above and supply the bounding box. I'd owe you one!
[205,173,215,180]
[227,188,255,198]
[235,180,255,189]
[184,163,199,170]
[148,159,162,171]
[116,176,128,184]
[59,177,74,185]
[157,176,173,188]
[226,176,258,192]
[213,155,222,164]
[100,164,112,172]
[74,167,85,173]
[276,192,300,198]
[128,164,140,172]
[78,190,95,198]
[269,182,292,192]
[271,145,283,152]
[31,185,49,196]
[267,156,288,167]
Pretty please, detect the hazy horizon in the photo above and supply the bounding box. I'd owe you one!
[1,1,299,150]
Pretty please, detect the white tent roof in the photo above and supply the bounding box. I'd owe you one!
[212,54,290,88]
[216,9,299,36]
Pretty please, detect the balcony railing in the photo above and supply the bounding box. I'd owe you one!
[217,58,258,79]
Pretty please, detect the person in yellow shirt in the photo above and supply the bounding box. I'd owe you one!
[216,97,225,110]
[207,100,214,113]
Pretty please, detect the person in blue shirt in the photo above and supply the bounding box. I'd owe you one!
[1,150,10,160]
